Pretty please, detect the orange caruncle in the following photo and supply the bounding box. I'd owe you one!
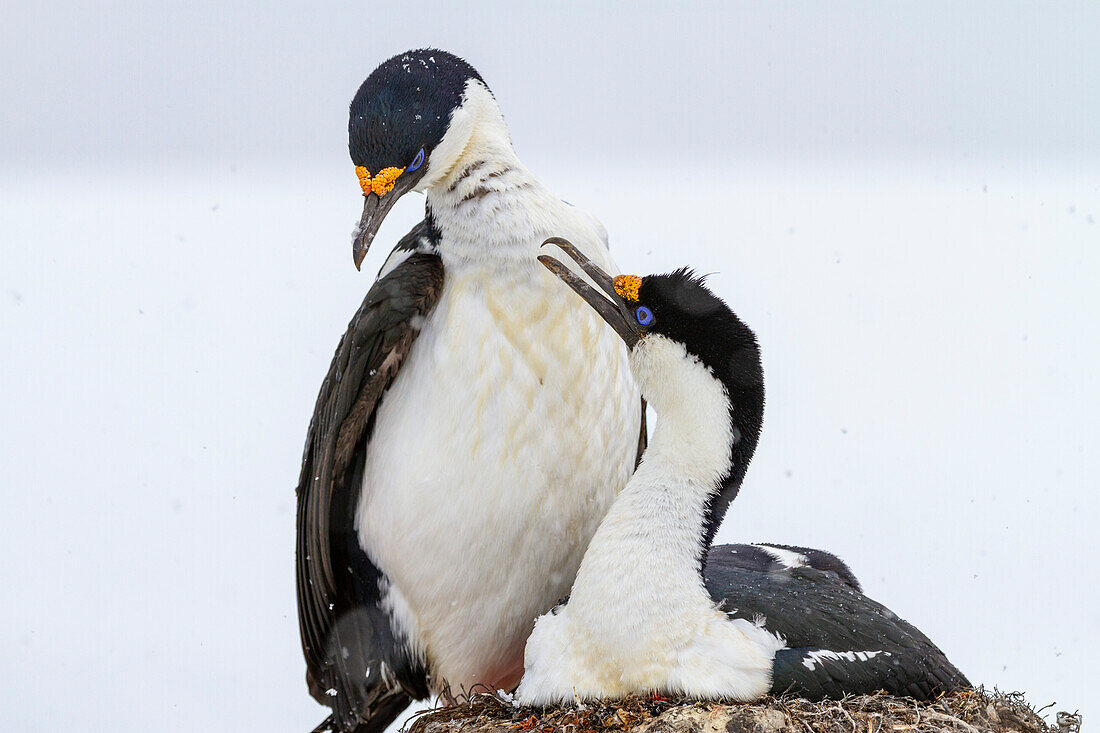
[371,166,405,196]
[613,275,642,303]
[355,166,372,195]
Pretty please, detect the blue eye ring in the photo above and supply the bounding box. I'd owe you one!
[407,148,425,172]
[635,306,654,327]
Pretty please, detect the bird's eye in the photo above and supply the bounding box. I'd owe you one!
[407,148,425,172]
[635,306,654,327]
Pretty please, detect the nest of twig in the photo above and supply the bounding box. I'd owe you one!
[406,688,1080,733]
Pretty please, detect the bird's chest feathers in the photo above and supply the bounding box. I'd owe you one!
[434,267,607,448]
[366,263,626,521]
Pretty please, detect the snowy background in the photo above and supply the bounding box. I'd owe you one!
[2,2,1097,730]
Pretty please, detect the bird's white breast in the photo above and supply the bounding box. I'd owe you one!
[356,226,639,692]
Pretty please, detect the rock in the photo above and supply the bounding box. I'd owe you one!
[726,707,788,733]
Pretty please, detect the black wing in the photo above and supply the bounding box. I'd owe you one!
[704,544,970,701]
[297,223,442,732]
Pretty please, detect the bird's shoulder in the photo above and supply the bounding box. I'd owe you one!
[299,219,444,487]
[707,542,862,591]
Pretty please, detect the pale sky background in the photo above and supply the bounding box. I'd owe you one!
[3,1,1098,172]
[1,3,1097,732]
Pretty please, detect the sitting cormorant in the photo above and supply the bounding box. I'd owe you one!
[516,239,969,704]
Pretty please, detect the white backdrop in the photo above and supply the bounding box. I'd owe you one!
[1,3,1097,731]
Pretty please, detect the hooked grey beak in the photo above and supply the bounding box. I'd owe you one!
[538,237,642,348]
[351,171,420,270]
[352,192,402,271]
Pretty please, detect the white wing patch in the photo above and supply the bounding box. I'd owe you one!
[752,544,808,570]
[801,649,891,671]
[377,235,436,280]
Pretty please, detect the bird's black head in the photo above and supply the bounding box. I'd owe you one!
[538,235,764,433]
[349,49,484,179]
[537,238,763,393]
[347,49,487,269]
[625,269,764,396]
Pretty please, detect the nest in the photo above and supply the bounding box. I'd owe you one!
[406,688,1080,733]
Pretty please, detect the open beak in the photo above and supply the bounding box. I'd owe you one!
[538,237,641,348]
[352,173,418,271]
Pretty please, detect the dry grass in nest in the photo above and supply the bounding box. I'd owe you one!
[405,688,1081,733]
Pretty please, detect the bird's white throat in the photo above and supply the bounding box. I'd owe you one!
[420,80,581,263]
[627,335,736,485]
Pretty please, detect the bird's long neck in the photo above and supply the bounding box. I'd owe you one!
[567,336,746,610]
[424,93,558,259]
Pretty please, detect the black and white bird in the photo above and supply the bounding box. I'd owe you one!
[516,240,969,704]
[296,52,644,731]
